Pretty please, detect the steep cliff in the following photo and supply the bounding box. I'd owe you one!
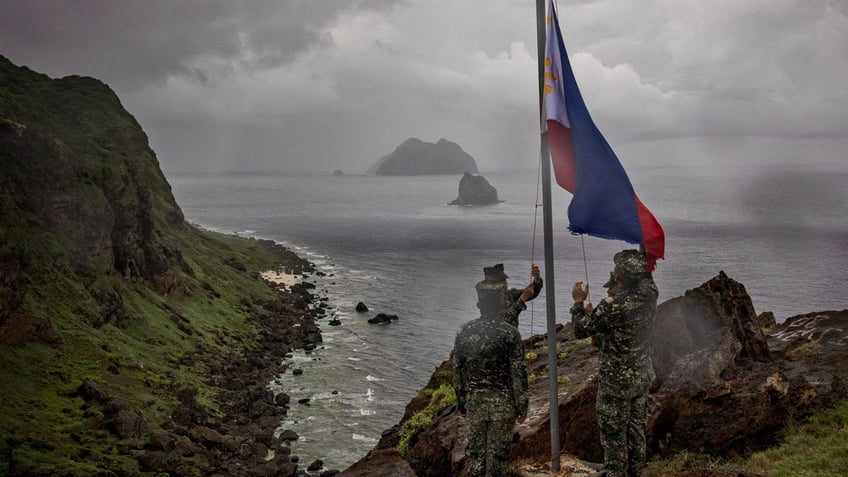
[0,55,185,296]
[0,55,322,476]
[369,137,479,176]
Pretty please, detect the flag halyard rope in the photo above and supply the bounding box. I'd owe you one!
[530,148,544,336]
[581,235,592,305]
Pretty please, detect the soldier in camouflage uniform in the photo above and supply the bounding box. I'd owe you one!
[487,263,543,328]
[452,264,540,477]
[571,250,658,477]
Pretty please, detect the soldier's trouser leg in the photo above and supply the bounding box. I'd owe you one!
[596,389,628,477]
[466,390,517,477]
[485,402,515,477]
[626,392,649,476]
[466,412,489,477]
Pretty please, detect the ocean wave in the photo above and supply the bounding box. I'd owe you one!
[311,391,339,400]
[352,434,378,443]
[365,375,383,382]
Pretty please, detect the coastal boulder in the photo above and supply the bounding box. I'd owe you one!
[449,172,500,206]
[338,449,416,477]
[368,313,399,324]
[652,270,771,388]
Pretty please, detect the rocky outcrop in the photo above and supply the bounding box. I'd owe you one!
[368,313,399,324]
[369,138,478,176]
[342,272,848,475]
[449,172,500,206]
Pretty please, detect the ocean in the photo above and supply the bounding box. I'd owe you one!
[168,164,847,472]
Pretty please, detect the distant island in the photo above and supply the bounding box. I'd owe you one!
[368,137,478,176]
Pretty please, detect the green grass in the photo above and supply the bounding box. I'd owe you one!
[0,226,297,474]
[645,399,848,477]
[557,337,593,364]
[785,340,823,361]
[397,384,457,455]
[740,399,848,476]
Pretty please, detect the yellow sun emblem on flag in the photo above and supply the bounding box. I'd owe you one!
[544,57,557,95]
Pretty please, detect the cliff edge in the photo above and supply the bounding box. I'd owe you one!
[341,272,848,476]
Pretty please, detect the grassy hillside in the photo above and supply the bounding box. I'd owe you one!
[0,55,316,475]
[1,228,308,475]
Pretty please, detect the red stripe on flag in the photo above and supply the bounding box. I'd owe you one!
[547,119,576,193]
[634,194,665,271]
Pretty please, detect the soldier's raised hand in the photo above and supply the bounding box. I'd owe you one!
[530,263,541,283]
[572,281,589,302]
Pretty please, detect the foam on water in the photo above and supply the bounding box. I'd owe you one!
[352,434,378,443]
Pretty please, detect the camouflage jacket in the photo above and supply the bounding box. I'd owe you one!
[571,278,658,392]
[453,315,529,416]
[502,279,543,328]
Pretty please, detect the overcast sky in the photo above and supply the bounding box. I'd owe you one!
[2,0,847,174]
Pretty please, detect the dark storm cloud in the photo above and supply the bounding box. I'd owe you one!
[1,0,846,173]
[0,0,399,90]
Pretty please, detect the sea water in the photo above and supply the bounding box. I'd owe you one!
[169,164,848,471]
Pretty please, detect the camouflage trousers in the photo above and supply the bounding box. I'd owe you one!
[596,383,650,477]
[465,389,517,477]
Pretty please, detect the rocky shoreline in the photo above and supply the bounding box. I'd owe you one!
[197,240,341,476]
[69,240,340,477]
[32,251,847,477]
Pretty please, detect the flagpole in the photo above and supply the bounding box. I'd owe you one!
[535,0,560,471]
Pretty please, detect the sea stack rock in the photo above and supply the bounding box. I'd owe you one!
[449,172,499,206]
[369,138,478,175]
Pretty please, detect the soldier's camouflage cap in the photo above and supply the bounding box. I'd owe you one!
[477,264,507,301]
[614,249,648,277]
[483,263,508,283]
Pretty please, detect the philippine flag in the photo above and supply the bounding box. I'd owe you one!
[544,0,664,271]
